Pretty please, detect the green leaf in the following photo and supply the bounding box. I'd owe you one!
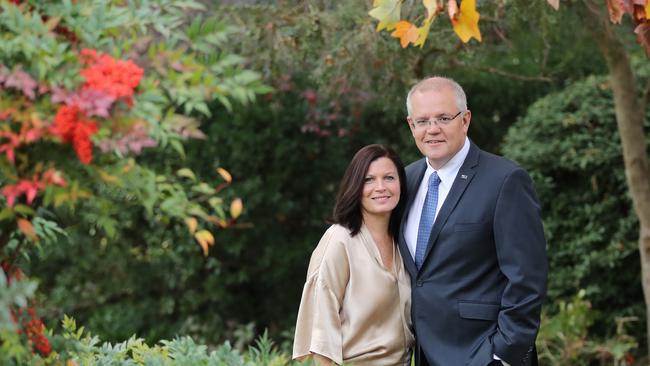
[0,208,14,221]
[177,168,196,181]
[368,0,401,31]
[12,204,35,216]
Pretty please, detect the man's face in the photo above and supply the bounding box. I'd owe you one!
[407,87,470,169]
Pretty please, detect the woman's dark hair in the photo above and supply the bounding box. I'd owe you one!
[330,144,407,237]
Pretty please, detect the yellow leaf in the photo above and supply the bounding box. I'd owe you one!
[216,167,232,183]
[415,19,433,47]
[44,16,61,31]
[646,1,650,19]
[98,169,120,185]
[369,0,402,31]
[451,0,482,43]
[230,198,243,219]
[423,0,438,21]
[547,0,559,11]
[185,217,198,234]
[17,218,38,241]
[194,230,215,256]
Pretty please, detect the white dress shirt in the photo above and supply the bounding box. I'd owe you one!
[405,137,470,259]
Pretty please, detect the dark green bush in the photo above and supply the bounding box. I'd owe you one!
[502,70,650,344]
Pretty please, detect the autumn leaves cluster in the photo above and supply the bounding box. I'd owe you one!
[369,0,650,54]
[369,0,482,48]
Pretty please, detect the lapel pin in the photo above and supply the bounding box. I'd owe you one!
[461,174,468,179]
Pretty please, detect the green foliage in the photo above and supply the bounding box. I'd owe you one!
[0,271,38,365]
[537,291,638,365]
[503,68,650,344]
[48,316,310,366]
[0,0,266,353]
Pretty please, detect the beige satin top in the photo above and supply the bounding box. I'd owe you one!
[293,224,414,365]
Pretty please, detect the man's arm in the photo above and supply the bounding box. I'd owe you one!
[492,167,548,364]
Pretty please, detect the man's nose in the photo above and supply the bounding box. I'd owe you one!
[425,121,441,133]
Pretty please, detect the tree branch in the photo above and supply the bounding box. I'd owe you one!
[473,66,554,82]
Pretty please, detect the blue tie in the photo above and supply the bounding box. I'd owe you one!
[415,172,441,270]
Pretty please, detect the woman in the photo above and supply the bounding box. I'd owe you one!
[293,144,414,365]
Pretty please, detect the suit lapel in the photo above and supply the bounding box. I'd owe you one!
[421,143,480,264]
[399,158,427,277]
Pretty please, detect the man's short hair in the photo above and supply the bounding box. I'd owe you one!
[406,76,467,116]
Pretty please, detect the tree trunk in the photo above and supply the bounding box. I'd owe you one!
[583,0,650,355]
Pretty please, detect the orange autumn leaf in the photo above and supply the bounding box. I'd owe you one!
[391,21,420,48]
[18,218,38,241]
[606,0,625,23]
[194,229,215,256]
[646,0,650,19]
[230,198,243,219]
[185,217,198,234]
[216,167,232,183]
[451,0,482,43]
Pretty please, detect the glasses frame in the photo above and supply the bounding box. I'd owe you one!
[411,110,465,130]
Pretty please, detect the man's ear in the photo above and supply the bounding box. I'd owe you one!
[462,110,471,131]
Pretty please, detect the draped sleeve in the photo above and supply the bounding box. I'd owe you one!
[292,225,351,365]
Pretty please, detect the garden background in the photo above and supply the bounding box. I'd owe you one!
[1,0,649,365]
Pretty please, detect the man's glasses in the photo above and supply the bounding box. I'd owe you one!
[412,110,464,129]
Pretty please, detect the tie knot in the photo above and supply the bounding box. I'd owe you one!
[428,172,441,188]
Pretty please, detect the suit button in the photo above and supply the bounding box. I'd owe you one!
[416,281,423,287]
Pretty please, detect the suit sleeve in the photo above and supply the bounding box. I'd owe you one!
[292,230,350,365]
[492,167,548,364]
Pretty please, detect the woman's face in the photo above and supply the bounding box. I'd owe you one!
[361,157,401,218]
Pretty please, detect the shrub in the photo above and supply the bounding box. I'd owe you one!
[502,66,650,346]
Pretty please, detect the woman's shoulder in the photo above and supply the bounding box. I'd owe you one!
[305,224,353,276]
[324,223,353,239]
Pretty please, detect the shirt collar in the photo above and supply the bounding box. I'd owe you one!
[425,137,470,184]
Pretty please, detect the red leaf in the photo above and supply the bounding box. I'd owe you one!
[15,180,40,204]
[635,21,650,56]
[1,185,19,207]
[17,218,38,241]
[0,131,19,164]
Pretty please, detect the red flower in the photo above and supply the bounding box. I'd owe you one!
[79,49,144,106]
[52,105,97,164]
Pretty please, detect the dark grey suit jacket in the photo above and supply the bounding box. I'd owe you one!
[399,142,548,366]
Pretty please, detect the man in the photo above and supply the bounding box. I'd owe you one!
[398,76,548,366]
